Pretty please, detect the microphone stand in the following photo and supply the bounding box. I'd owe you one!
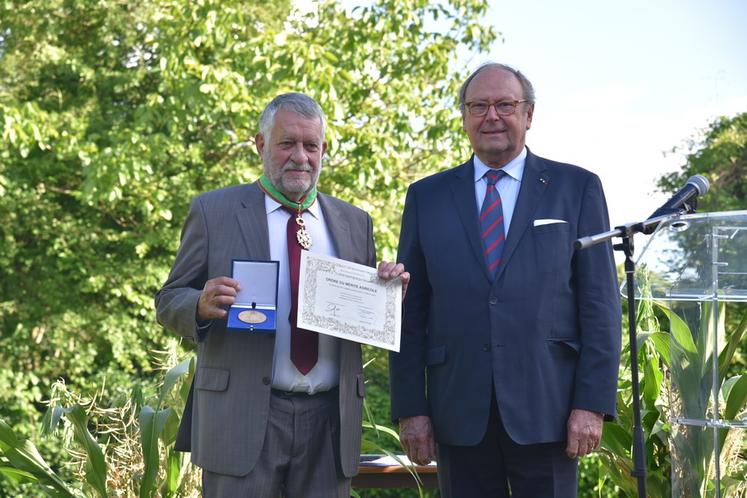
[574,205,696,498]
[618,225,648,498]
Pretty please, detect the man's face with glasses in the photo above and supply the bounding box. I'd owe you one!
[462,68,534,168]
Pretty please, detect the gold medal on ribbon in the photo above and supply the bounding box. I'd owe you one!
[295,214,312,249]
[238,310,268,324]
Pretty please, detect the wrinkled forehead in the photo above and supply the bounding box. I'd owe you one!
[465,68,524,101]
[272,109,325,140]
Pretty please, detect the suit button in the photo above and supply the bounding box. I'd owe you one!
[262,377,271,385]
[482,344,490,352]
[489,298,497,305]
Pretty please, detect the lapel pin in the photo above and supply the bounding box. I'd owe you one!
[539,177,548,184]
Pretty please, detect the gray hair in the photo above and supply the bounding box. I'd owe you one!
[258,93,326,143]
[458,63,536,113]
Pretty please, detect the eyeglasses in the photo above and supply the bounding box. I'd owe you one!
[464,100,529,117]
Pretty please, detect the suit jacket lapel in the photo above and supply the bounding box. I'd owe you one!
[494,150,548,282]
[450,158,490,279]
[236,182,271,260]
[318,194,353,260]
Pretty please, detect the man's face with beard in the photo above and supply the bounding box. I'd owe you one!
[255,108,327,201]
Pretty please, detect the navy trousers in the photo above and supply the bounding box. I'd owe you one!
[437,392,578,498]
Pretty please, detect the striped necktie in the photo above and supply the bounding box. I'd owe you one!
[480,169,506,279]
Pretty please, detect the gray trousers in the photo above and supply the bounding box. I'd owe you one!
[202,388,350,498]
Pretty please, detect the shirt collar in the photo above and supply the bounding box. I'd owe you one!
[265,193,321,219]
[473,147,527,184]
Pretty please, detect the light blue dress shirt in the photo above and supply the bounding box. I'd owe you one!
[473,147,527,236]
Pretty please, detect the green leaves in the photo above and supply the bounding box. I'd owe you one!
[598,291,747,497]
[0,419,78,497]
[659,304,698,354]
[158,357,193,407]
[658,112,747,213]
[722,375,746,421]
[1,348,196,496]
[140,356,193,498]
[1,0,495,495]
[138,406,172,498]
[600,422,632,461]
[62,406,107,498]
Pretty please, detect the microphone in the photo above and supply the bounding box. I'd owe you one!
[647,175,710,220]
[574,174,710,249]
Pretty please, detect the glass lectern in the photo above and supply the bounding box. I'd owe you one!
[630,211,747,498]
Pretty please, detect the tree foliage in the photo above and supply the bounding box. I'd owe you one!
[0,0,494,494]
[658,112,747,212]
[657,111,747,376]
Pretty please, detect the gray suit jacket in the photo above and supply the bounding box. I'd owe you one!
[155,182,375,477]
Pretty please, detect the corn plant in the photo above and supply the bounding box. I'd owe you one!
[0,418,80,497]
[664,301,746,497]
[598,274,746,498]
[0,349,197,497]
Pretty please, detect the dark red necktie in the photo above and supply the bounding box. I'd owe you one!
[480,169,506,279]
[284,207,318,375]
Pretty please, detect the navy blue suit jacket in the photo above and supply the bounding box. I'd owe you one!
[390,150,621,446]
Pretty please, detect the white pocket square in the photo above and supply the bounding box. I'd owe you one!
[533,219,568,226]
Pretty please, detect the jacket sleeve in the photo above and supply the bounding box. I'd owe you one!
[571,174,621,418]
[366,211,377,268]
[155,196,210,342]
[389,185,431,421]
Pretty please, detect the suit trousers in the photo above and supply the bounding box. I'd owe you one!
[437,392,578,498]
[202,388,350,498]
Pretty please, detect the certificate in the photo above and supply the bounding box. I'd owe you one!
[298,251,402,351]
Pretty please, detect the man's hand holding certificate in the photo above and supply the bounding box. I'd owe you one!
[298,252,407,351]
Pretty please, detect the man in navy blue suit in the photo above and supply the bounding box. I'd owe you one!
[389,63,621,497]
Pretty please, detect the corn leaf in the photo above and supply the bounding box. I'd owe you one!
[63,406,107,498]
[723,375,747,421]
[0,419,77,497]
[139,406,172,498]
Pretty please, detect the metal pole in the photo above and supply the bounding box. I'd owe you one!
[616,232,648,498]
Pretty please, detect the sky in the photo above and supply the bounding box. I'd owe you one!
[476,0,747,228]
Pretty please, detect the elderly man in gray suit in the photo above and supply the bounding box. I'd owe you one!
[156,93,408,498]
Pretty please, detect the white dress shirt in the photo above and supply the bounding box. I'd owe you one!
[265,195,340,394]
[473,147,527,236]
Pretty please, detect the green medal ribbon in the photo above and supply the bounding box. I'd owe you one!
[258,175,317,211]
